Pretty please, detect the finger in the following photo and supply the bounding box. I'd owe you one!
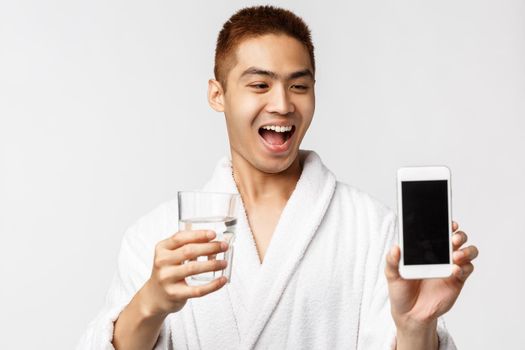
[159,230,216,250]
[155,241,227,266]
[385,245,402,282]
[452,231,468,250]
[453,245,479,264]
[181,276,228,299]
[159,258,228,282]
[452,263,474,283]
[173,241,229,264]
[180,259,228,279]
[452,221,459,232]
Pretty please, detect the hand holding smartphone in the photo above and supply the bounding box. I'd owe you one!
[397,166,453,279]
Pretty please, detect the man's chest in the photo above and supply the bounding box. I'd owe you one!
[244,203,285,262]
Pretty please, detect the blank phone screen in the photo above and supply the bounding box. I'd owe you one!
[402,180,450,265]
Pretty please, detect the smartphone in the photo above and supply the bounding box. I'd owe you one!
[397,166,453,279]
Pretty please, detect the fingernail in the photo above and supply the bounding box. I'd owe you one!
[207,231,215,239]
[221,242,228,250]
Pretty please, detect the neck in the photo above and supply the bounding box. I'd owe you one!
[231,150,304,205]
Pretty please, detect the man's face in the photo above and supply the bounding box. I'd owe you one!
[213,34,315,174]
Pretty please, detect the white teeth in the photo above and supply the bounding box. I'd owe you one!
[261,125,293,132]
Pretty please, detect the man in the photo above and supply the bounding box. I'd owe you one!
[78,5,478,349]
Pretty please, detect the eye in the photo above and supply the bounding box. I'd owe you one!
[250,83,269,90]
[291,84,309,91]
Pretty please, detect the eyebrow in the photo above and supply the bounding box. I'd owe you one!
[239,66,314,81]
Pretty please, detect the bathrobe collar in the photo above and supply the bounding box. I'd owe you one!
[201,149,337,348]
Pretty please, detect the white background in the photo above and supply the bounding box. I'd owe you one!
[1,1,524,349]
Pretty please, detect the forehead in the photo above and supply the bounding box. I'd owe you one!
[230,34,313,79]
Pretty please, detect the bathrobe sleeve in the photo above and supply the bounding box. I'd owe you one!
[357,209,457,350]
[76,208,175,350]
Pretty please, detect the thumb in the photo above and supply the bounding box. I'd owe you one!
[385,245,402,282]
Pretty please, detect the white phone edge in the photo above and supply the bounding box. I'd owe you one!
[397,166,454,279]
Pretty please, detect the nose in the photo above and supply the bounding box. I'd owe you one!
[266,84,295,115]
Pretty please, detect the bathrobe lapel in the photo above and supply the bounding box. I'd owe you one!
[197,150,336,349]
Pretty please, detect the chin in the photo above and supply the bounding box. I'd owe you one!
[254,151,298,174]
[231,143,300,174]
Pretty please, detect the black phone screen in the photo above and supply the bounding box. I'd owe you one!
[401,180,450,265]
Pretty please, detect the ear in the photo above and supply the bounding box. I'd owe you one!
[208,79,225,112]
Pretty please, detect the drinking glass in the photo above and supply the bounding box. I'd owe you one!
[177,191,239,286]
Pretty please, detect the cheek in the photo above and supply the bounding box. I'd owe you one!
[240,91,265,114]
[227,93,263,126]
[224,93,263,142]
[304,103,315,121]
[297,96,315,125]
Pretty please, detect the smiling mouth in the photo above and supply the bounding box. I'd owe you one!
[258,125,296,146]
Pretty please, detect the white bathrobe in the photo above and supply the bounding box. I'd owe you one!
[77,150,457,349]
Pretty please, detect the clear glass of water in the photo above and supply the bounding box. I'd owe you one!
[177,191,239,286]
